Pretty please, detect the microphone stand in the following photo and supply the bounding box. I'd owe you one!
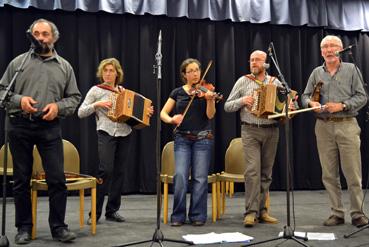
[343,50,369,239]
[0,46,33,247]
[114,31,193,247]
[242,43,309,247]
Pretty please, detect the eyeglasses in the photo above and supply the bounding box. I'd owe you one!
[321,44,341,49]
[249,58,264,63]
[185,68,200,74]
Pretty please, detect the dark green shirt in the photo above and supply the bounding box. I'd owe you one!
[0,50,81,118]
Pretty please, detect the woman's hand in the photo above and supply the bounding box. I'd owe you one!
[147,105,154,117]
[94,100,112,110]
[171,114,184,125]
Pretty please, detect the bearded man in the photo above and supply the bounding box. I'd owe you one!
[224,50,280,227]
[0,18,81,244]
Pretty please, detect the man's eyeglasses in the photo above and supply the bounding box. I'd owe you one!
[321,44,341,49]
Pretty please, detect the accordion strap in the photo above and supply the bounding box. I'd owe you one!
[245,74,276,86]
[97,84,124,93]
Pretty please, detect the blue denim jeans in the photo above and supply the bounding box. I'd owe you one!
[170,134,213,224]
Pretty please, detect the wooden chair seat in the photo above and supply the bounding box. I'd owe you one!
[31,140,97,239]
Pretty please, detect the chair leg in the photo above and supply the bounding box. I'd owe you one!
[79,189,85,229]
[163,183,168,224]
[211,182,216,222]
[91,187,96,235]
[221,181,226,216]
[216,180,221,219]
[31,190,37,240]
[225,181,229,195]
[229,182,234,198]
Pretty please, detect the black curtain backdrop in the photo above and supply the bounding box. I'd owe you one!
[1,5,369,193]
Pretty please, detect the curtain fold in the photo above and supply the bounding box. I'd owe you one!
[1,0,369,31]
[1,5,369,193]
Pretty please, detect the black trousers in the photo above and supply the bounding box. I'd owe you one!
[95,130,131,219]
[8,116,67,233]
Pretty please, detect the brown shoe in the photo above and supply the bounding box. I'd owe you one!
[259,212,279,224]
[352,215,368,228]
[243,214,257,227]
[323,215,344,226]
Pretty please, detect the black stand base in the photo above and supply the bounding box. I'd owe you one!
[113,228,193,247]
[0,235,9,247]
[344,224,369,238]
[241,226,309,247]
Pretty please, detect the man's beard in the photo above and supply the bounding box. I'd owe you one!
[251,67,263,76]
[34,42,53,55]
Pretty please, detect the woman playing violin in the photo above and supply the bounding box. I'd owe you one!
[160,58,216,226]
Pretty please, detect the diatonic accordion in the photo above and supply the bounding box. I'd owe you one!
[107,89,152,129]
[251,84,296,118]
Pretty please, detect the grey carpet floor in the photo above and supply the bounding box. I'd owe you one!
[1,190,369,247]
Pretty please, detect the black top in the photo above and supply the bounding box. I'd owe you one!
[169,86,212,132]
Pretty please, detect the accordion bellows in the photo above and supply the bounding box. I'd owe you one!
[251,84,297,118]
[108,89,152,129]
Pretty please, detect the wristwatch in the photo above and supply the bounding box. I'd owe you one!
[342,103,347,111]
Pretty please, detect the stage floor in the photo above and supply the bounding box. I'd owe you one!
[1,190,369,246]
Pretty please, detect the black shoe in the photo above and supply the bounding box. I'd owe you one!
[52,228,76,242]
[106,212,125,222]
[191,221,205,226]
[14,230,31,245]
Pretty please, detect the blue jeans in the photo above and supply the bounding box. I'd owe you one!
[170,134,213,223]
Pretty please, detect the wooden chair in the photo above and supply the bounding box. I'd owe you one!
[216,138,270,218]
[31,139,97,239]
[0,144,14,176]
[160,141,217,224]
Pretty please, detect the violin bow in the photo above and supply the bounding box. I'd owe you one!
[173,60,213,133]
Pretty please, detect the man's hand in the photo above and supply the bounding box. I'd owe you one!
[325,102,344,113]
[21,96,38,113]
[309,101,325,113]
[42,103,58,121]
[243,96,254,109]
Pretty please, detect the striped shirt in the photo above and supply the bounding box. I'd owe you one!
[78,85,132,137]
[224,74,282,125]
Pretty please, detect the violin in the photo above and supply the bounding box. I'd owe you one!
[311,80,323,103]
[189,80,223,102]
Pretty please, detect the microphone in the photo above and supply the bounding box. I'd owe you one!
[26,30,42,50]
[155,30,162,79]
[267,42,273,55]
[335,44,355,56]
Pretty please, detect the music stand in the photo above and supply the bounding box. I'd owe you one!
[113,31,193,247]
[343,49,369,239]
[0,45,35,247]
[242,43,309,247]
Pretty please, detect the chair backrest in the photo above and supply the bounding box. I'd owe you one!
[33,139,80,174]
[161,141,175,176]
[0,145,13,170]
[224,137,246,174]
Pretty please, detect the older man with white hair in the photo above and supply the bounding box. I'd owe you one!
[302,35,368,227]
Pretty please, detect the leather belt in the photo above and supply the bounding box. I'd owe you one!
[241,121,279,128]
[316,116,353,122]
[175,130,214,140]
